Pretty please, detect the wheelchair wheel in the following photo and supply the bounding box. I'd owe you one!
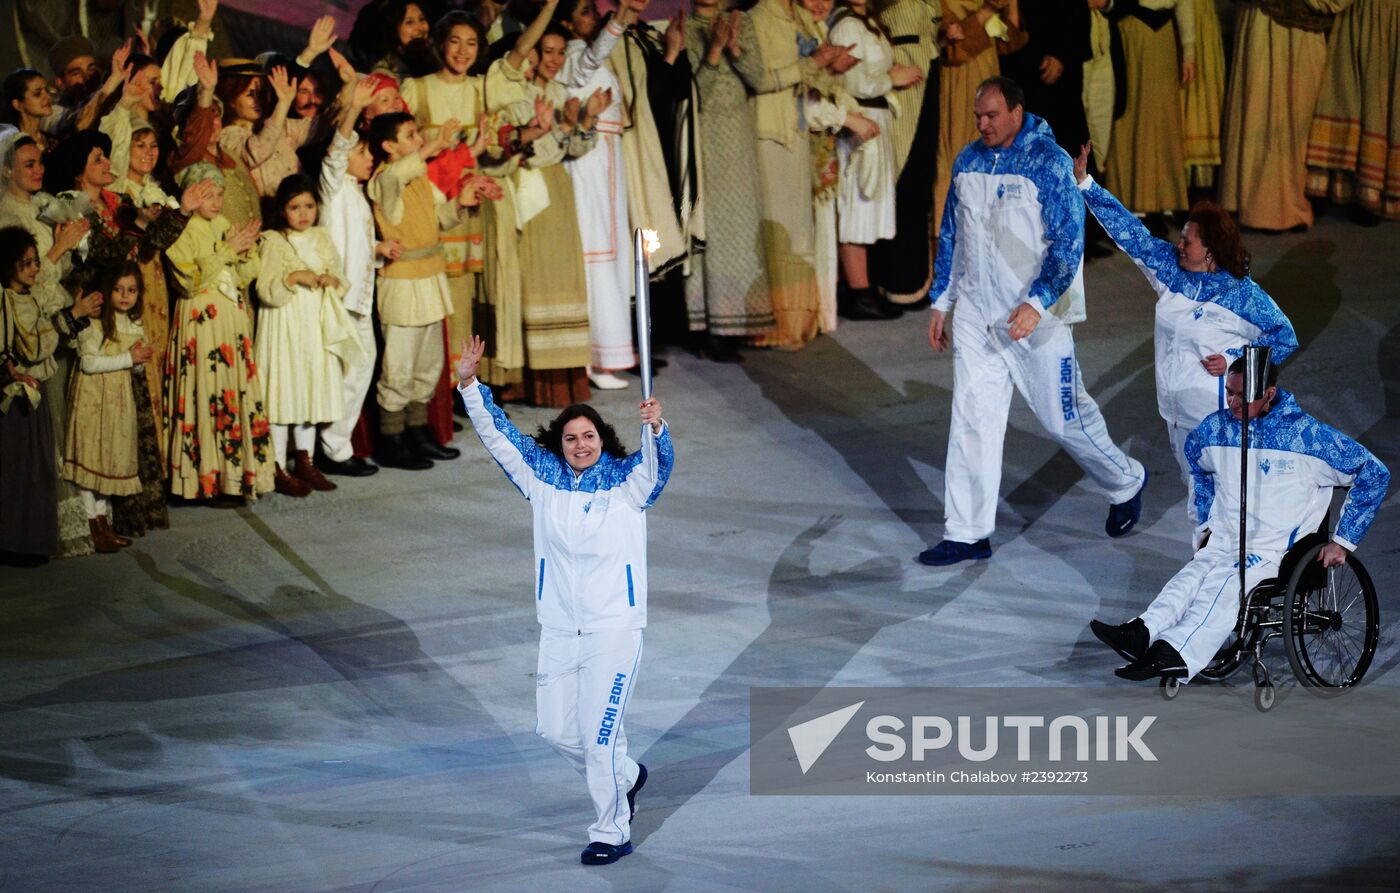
[1282,544,1379,689]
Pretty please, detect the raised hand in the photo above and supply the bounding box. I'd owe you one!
[351,75,376,109]
[193,51,218,93]
[561,97,581,129]
[110,41,132,80]
[531,96,555,130]
[133,26,151,56]
[53,219,89,255]
[664,11,687,62]
[179,177,216,214]
[72,288,103,318]
[707,13,731,64]
[328,47,357,85]
[305,15,338,59]
[268,66,297,109]
[228,219,261,255]
[426,117,461,156]
[458,334,486,385]
[1073,141,1091,184]
[640,396,663,433]
[196,0,219,27]
[584,87,611,120]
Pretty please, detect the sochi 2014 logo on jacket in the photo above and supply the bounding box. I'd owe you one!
[1059,357,1077,421]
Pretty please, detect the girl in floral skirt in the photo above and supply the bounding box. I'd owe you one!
[164,162,274,504]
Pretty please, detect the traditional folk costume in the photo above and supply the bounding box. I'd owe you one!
[871,0,941,303]
[0,283,83,559]
[255,227,360,471]
[1305,0,1400,220]
[217,116,317,197]
[0,188,92,557]
[402,72,489,375]
[1103,0,1194,214]
[1082,6,1115,170]
[61,314,164,541]
[1218,0,1353,231]
[169,103,263,230]
[796,6,848,334]
[483,56,595,406]
[750,0,828,349]
[682,10,774,338]
[560,17,636,371]
[368,152,466,441]
[164,209,275,500]
[1180,0,1224,188]
[318,131,383,467]
[934,0,1024,235]
[831,10,899,248]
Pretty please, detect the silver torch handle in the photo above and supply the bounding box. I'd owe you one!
[633,229,653,401]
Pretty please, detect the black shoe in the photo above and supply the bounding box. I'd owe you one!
[406,425,460,461]
[581,840,633,866]
[628,763,647,820]
[1090,618,1149,662]
[701,337,744,364]
[1115,640,1188,682]
[316,455,380,477]
[872,293,905,319]
[377,432,433,471]
[916,538,991,566]
[840,287,898,321]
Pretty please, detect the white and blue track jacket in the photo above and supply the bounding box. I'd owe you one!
[460,381,675,632]
[1186,390,1389,555]
[930,113,1087,325]
[1080,176,1298,429]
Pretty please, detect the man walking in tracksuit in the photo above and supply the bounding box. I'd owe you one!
[921,75,1147,566]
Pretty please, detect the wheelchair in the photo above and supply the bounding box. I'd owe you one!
[1159,526,1380,712]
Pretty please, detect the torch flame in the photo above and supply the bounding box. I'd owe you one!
[641,229,660,258]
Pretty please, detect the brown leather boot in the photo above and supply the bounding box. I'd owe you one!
[291,449,336,491]
[274,464,312,497]
[89,517,124,553]
[96,515,132,547]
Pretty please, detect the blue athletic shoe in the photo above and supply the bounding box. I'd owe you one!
[627,763,647,820]
[916,538,992,566]
[581,840,633,865]
[1106,473,1147,538]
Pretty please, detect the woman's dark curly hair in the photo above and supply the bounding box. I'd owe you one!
[534,404,629,460]
[1187,200,1250,278]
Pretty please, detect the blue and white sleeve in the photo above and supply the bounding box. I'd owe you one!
[1025,151,1085,313]
[621,423,675,511]
[1243,281,1298,365]
[458,380,563,500]
[1185,424,1215,533]
[1078,176,1181,293]
[929,167,960,312]
[1308,425,1390,550]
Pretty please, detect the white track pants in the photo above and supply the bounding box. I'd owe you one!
[536,627,644,845]
[319,311,377,463]
[1138,543,1279,679]
[944,309,1146,543]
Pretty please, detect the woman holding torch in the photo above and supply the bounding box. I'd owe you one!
[456,333,673,865]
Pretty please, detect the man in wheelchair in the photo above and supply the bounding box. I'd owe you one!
[1091,358,1390,682]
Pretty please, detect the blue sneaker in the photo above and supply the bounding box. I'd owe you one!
[1106,473,1147,538]
[581,840,633,865]
[916,538,991,566]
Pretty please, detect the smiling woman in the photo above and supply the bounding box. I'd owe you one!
[455,332,672,866]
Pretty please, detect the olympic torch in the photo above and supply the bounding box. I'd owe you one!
[633,228,660,401]
[1237,345,1272,627]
